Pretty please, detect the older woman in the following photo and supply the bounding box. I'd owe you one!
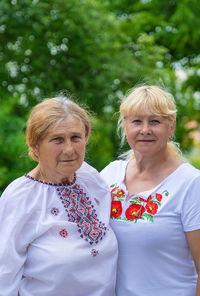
[0,97,118,296]
[100,85,200,296]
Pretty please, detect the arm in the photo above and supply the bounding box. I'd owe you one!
[0,183,35,295]
[185,230,200,296]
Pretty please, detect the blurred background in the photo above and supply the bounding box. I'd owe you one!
[0,0,200,193]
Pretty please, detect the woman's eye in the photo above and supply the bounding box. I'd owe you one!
[52,137,63,143]
[132,119,141,124]
[151,120,160,124]
[72,136,81,141]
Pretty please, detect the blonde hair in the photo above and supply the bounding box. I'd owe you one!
[118,85,181,158]
[26,96,91,161]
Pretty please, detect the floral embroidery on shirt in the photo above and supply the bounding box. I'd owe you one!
[59,229,68,238]
[110,184,169,223]
[111,201,123,218]
[51,207,59,216]
[125,203,145,220]
[57,184,107,245]
[91,249,99,257]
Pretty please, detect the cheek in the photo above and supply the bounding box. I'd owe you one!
[164,126,174,140]
[77,142,86,156]
[125,128,137,140]
[46,145,63,159]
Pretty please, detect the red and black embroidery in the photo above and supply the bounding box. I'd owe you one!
[91,249,99,257]
[51,207,59,216]
[57,184,107,245]
[59,229,68,238]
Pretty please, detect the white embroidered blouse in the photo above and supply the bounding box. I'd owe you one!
[0,162,118,296]
[101,160,200,296]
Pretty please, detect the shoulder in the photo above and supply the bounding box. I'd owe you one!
[174,163,200,204]
[0,176,45,235]
[0,175,44,212]
[101,160,128,173]
[1,176,31,197]
[76,162,112,207]
[100,159,128,185]
[179,163,200,183]
[77,161,102,180]
[76,161,109,191]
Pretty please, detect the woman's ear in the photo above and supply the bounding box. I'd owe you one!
[32,144,39,157]
[169,120,176,138]
[122,119,127,136]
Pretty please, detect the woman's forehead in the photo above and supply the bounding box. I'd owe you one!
[46,116,85,135]
[125,110,164,118]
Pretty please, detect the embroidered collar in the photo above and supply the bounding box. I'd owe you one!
[24,173,76,187]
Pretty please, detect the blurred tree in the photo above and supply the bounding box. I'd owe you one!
[0,0,199,192]
[0,97,34,189]
[0,0,136,191]
[101,0,200,150]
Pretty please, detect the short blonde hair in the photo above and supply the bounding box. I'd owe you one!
[26,97,91,161]
[118,85,181,158]
[120,85,176,120]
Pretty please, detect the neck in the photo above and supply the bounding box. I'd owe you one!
[36,165,75,184]
[133,149,176,173]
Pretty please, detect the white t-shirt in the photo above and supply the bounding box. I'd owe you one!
[0,162,118,296]
[100,160,200,296]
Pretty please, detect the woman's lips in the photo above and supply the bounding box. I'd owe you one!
[60,159,75,162]
[137,139,155,142]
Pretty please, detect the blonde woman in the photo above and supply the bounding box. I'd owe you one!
[101,85,200,296]
[0,97,118,296]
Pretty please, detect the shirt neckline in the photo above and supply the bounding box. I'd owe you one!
[121,161,188,197]
[24,173,77,187]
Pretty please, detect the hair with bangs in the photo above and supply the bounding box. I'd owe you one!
[118,85,182,159]
[120,85,176,120]
[26,96,91,161]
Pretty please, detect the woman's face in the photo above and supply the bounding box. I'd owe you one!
[123,113,175,157]
[34,115,87,183]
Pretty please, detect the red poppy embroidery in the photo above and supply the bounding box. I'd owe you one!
[145,201,158,215]
[110,184,169,223]
[111,201,122,218]
[110,185,126,201]
[147,195,153,201]
[155,193,162,202]
[116,189,125,197]
[59,229,68,238]
[51,207,59,216]
[139,197,146,202]
[125,204,145,220]
[91,249,99,257]
[111,186,119,193]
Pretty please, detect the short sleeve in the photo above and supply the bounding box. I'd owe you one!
[0,181,38,295]
[181,175,200,232]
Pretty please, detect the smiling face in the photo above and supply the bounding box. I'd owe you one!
[123,113,175,157]
[33,115,87,183]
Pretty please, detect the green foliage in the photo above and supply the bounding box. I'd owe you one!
[0,0,199,192]
[102,0,200,151]
[0,0,137,110]
[185,149,200,169]
[0,97,34,192]
[86,114,120,170]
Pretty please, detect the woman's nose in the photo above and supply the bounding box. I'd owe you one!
[140,122,151,134]
[63,141,74,154]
